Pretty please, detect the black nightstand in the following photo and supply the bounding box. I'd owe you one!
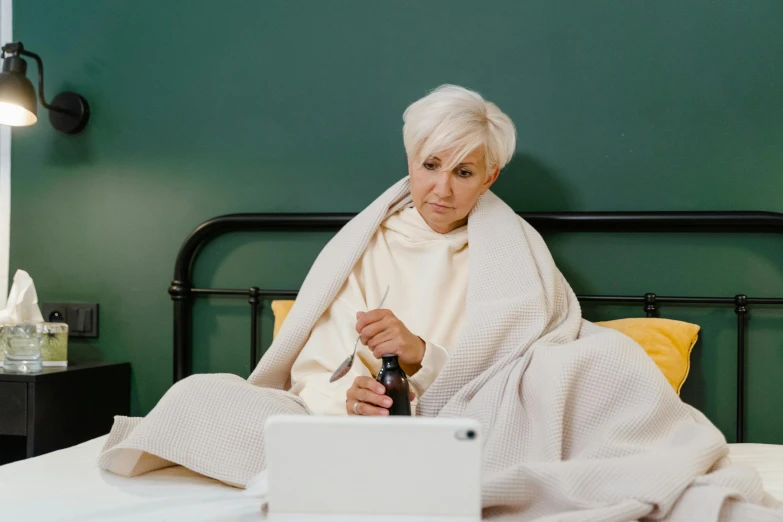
[0,361,130,464]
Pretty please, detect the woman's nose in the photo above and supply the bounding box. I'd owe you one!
[433,171,452,197]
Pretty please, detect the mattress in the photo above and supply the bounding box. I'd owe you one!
[0,437,781,521]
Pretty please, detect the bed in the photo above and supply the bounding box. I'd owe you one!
[0,436,781,521]
[3,210,783,521]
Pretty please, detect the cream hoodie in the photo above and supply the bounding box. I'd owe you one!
[289,205,469,415]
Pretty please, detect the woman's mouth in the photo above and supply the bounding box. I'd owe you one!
[428,202,451,213]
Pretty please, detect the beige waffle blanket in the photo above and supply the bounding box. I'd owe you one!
[99,177,782,521]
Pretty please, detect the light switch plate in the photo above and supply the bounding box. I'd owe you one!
[39,302,99,338]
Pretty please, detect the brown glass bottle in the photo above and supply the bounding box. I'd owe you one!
[376,355,411,416]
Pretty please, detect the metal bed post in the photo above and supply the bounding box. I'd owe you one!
[735,294,748,443]
[644,293,657,318]
[249,287,261,372]
[168,280,192,384]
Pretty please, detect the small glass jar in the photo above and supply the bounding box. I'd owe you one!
[39,322,69,365]
[2,323,42,373]
[0,321,8,367]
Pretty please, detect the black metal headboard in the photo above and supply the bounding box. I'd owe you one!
[169,211,783,443]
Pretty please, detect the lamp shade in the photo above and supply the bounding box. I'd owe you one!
[0,55,37,126]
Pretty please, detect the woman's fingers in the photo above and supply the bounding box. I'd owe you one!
[357,315,393,344]
[359,322,388,346]
[371,339,399,359]
[356,377,391,409]
[346,376,393,416]
[356,387,392,408]
[367,329,396,350]
[356,309,391,332]
[354,401,390,416]
[347,378,373,406]
[356,376,385,394]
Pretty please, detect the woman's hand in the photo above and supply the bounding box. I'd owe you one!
[346,376,416,416]
[355,309,426,372]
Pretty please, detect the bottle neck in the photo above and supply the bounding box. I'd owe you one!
[381,355,401,370]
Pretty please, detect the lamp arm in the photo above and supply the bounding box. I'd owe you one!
[17,49,58,112]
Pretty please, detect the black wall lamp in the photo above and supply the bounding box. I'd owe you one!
[0,42,90,134]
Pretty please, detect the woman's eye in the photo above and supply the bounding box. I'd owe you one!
[457,169,472,178]
[423,162,437,170]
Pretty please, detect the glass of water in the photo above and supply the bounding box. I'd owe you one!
[2,323,43,373]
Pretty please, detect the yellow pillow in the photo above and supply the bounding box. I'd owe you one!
[271,300,296,339]
[596,318,699,394]
[271,300,698,395]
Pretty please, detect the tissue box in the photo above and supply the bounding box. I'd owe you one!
[0,322,68,367]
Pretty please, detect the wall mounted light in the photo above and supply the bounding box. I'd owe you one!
[0,42,89,134]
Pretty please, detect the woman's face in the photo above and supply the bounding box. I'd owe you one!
[408,147,499,234]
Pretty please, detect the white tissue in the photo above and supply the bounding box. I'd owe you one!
[0,269,44,324]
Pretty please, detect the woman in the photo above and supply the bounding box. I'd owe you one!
[100,86,780,521]
[288,84,515,416]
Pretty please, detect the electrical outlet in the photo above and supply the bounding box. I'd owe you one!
[39,302,99,338]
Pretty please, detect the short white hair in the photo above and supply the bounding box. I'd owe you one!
[402,84,516,173]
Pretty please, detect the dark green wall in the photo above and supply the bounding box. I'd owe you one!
[9,1,783,442]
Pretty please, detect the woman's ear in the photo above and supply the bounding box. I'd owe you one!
[481,168,500,194]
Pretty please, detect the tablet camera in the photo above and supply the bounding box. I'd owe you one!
[456,429,477,441]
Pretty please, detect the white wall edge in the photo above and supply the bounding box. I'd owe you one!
[0,0,12,308]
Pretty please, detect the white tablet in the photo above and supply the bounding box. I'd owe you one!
[265,415,482,522]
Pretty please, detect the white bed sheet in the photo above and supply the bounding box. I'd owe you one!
[0,437,781,522]
[0,436,262,522]
[727,443,783,501]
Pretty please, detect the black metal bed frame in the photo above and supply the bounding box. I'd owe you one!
[169,211,783,444]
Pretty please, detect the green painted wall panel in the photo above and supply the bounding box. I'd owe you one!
[9,1,783,442]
